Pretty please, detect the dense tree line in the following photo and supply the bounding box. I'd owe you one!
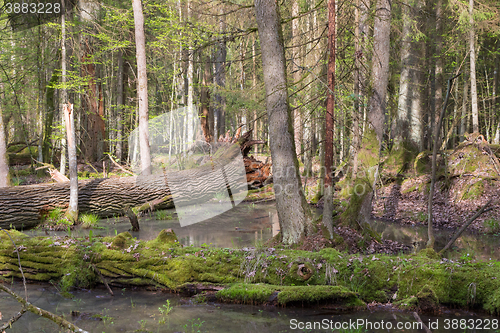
[0,0,499,244]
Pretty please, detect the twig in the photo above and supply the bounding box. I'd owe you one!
[439,199,493,255]
[0,283,89,333]
[0,306,27,331]
[107,154,135,176]
[91,264,113,296]
[412,312,432,333]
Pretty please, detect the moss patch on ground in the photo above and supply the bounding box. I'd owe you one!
[1,230,500,313]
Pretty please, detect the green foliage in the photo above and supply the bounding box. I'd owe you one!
[158,299,173,324]
[484,218,500,234]
[79,213,100,229]
[155,210,173,220]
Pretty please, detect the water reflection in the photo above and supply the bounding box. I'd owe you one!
[1,283,497,333]
[23,203,500,259]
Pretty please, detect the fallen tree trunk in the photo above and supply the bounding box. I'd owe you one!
[1,132,271,229]
[1,230,500,313]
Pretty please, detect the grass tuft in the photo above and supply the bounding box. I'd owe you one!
[79,213,100,229]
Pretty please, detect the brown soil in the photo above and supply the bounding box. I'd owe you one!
[372,176,500,232]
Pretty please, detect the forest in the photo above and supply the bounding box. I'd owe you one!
[0,0,500,332]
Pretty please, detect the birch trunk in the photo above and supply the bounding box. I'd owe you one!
[469,0,479,133]
[132,0,151,176]
[64,103,78,222]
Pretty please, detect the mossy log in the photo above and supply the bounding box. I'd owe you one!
[1,230,500,313]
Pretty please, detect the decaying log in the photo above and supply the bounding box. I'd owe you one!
[0,132,271,229]
[124,206,140,231]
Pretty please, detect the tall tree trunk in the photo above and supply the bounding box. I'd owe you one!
[369,0,391,144]
[132,0,151,176]
[186,0,194,147]
[215,7,227,140]
[469,0,479,133]
[434,0,444,140]
[460,72,469,140]
[42,72,59,165]
[396,0,424,150]
[0,105,8,188]
[343,0,391,229]
[64,102,78,221]
[322,0,336,236]
[292,0,303,160]
[493,42,499,144]
[60,0,67,175]
[116,50,124,160]
[200,53,212,142]
[252,35,259,154]
[254,0,312,245]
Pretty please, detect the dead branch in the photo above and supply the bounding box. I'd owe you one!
[0,306,27,331]
[107,154,135,176]
[413,312,432,333]
[0,283,89,333]
[439,199,494,255]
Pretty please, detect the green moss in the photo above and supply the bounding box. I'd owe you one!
[418,248,440,260]
[217,283,364,307]
[217,283,276,304]
[384,143,418,175]
[414,151,431,174]
[111,232,133,249]
[417,285,439,312]
[3,232,500,313]
[461,180,484,200]
[152,229,178,244]
[484,288,500,314]
[277,285,364,306]
[395,296,418,310]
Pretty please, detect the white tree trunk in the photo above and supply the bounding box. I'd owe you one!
[59,0,67,175]
[0,108,9,188]
[132,0,151,175]
[64,103,78,221]
[469,0,479,133]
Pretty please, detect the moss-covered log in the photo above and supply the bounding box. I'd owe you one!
[1,230,500,313]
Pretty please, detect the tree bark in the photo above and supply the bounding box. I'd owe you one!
[0,135,268,229]
[255,0,312,245]
[322,0,336,237]
[0,104,8,188]
[200,52,212,143]
[427,74,459,248]
[215,6,227,140]
[493,42,499,144]
[64,102,78,222]
[460,71,469,140]
[396,0,424,150]
[132,0,151,176]
[59,0,67,176]
[116,50,124,160]
[369,0,391,144]
[292,0,303,161]
[469,0,479,133]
